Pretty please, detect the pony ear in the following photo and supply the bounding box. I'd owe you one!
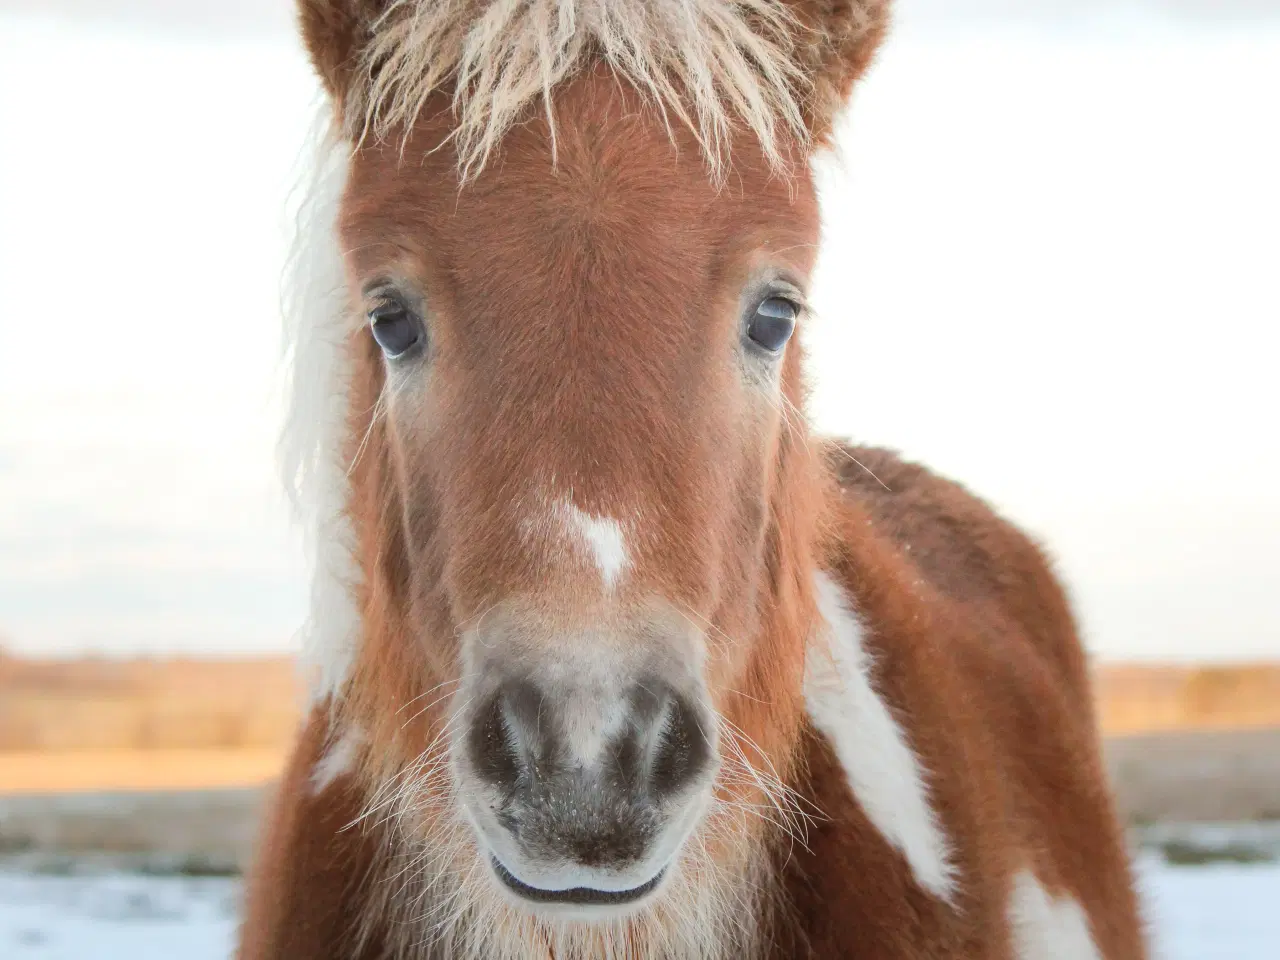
[296,0,389,107]
[784,0,892,144]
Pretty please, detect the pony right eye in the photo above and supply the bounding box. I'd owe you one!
[746,296,798,354]
[369,301,424,359]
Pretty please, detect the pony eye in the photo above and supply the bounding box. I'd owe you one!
[746,296,798,353]
[368,300,423,359]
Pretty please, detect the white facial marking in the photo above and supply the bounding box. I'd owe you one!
[1008,870,1103,960]
[311,725,364,795]
[553,499,629,589]
[805,571,959,903]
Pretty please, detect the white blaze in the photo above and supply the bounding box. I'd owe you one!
[553,499,630,590]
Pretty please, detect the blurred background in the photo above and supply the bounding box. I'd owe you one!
[1,0,1277,957]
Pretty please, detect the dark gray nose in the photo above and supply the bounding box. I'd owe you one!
[467,678,712,867]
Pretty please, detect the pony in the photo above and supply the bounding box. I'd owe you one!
[238,2,1147,957]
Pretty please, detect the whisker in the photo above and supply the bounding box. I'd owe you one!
[820,433,893,493]
[396,676,461,715]
[400,682,464,730]
[347,389,388,476]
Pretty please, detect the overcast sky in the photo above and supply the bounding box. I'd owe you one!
[3,0,1278,34]
[0,2,1277,662]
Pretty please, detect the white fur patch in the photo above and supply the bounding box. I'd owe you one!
[1008,870,1103,960]
[554,500,629,590]
[804,571,959,903]
[279,107,363,703]
[311,725,365,795]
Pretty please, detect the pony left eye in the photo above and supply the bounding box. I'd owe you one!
[369,300,424,359]
[746,296,798,353]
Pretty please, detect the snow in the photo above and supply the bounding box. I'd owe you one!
[2,855,1276,958]
[0,868,239,960]
[1135,853,1280,960]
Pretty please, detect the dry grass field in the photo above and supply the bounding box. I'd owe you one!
[1094,663,1280,735]
[0,654,301,752]
[0,653,298,795]
[0,749,286,795]
[1,652,1278,796]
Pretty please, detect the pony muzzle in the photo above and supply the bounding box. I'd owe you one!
[457,669,718,913]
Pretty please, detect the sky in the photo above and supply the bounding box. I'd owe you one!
[0,1,1277,662]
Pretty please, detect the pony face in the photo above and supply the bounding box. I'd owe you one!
[335,73,821,915]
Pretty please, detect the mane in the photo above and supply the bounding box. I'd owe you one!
[279,106,363,704]
[350,0,824,179]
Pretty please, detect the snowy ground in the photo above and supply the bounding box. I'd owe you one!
[1,853,1276,958]
[0,866,239,960]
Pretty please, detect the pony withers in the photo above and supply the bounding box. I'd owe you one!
[238,2,1147,957]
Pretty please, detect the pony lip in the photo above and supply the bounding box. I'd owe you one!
[489,857,666,907]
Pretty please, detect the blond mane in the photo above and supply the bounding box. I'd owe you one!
[350,0,823,178]
[279,108,362,704]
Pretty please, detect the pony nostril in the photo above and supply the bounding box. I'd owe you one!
[469,680,559,789]
[469,691,524,787]
[645,690,713,798]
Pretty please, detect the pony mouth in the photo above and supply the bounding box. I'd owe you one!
[489,857,666,907]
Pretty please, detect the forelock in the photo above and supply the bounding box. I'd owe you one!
[346,0,819,180]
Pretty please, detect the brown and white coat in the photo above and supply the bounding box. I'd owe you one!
[237,2,1148,957]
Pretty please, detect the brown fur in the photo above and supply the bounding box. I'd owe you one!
[242,446,1147,958]
[239,2,1145,957]
[784,0,892,143]
[297,0,376,104]
[763,445,1144,958]
[238,710,386,960]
